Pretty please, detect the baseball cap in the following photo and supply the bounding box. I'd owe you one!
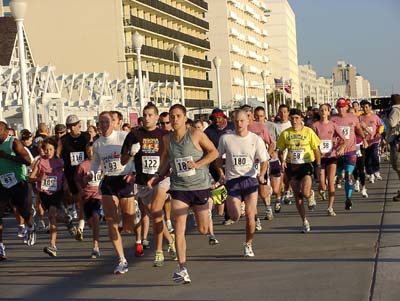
[336,98,349,108]
[54,124,66,133]
[20,129,32,141]
[66,114,80,125]
[211,108,227,118]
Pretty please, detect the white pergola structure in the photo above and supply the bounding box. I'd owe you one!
[0,63,181,132]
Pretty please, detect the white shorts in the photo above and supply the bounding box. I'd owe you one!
[135,177,171,205]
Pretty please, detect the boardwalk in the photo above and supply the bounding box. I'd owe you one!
[0,162,399,301]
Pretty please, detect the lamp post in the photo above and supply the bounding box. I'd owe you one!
[132,31,144,114]
[261,70,269,117]
[289,78,293,108]
[175,44,185,106]
[213,56,222,109]
[301,82,305,111]
[10,0,30,130]
[241,64,248,105]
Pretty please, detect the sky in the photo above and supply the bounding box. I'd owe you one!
[289,0,400,96]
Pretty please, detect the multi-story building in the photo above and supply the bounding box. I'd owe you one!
[208,0,270,108]
[22,0,212,108]
[332,60,357,98]
[298,64,331,107]
[265,0,299,102]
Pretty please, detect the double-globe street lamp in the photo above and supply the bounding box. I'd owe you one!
[260,70,269,117]
[174,44,185,107]
[132,31,145,114]
[212,56,222,109]
[10,0,30,130]
[240,64,248,105]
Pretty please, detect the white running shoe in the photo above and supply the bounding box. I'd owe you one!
[361,187,368,198]
[240,202,245,216]
[244,242,255,257]
[375,172,382,181]
[114,260,128,274]
[255,217,262,231]
[354,180,360,192]
[302,219,311,233]
[369,174,375,184]
[17,225,27,238]
[308,190,316,211]
[173,266,191,284]
[327,207,336,217]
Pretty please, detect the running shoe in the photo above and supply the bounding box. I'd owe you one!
[91,248,100,259]
[361,188,368,198]
[240,202,245,216]
[173,266,191,284]
[17,225,27,238]
[354,180,360,192]
[0,244,6,261]
[43,245,57,257]
[274,201,282,213]
[25,226,37,246]
[308,190,316,211]
[114,260,128,274]
[244,242,255,257]
[68,206,78,220]
[327,207,336,217]
[345,198,353,210]
[168,234,178,260]
[375,172,383,181]
[65,216,77,238]
[135,242,144,257]
[264,208,274,220]
[369,174,375,184]
[255,217,262,231]
[166,220,174,233]
[283,191,292,205]
[319,190,327,201]
[75,227,84,241]
[134,200,141,225]
[208,234,219,245]
[142,239,150,249]
[222,219,234,226]
[302,219,311,233]
[153,251,164,267]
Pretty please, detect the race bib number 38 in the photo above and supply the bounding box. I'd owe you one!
[0,172,17,188]
[142,156,160,174]
[70,151,84,166]
[175,156,195,177]
[41,176,57,192]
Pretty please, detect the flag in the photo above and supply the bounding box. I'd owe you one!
[284,81,292,94]
[274,78,283,90]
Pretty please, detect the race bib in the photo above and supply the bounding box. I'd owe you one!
[340,126,350,140]
[320,140,333,154]
[41,176,57,192]
[103,158,123,173]
[0,172,17,188]
[70,151,84,166]
[290,149,305,164]
[175,156,195,177]
[142,156,160,174]
[233,155,250,167]
[88,171,102,187]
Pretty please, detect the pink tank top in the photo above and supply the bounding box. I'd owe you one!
[37,157,64,195]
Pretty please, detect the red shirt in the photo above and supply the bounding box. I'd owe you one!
[76,159,101,200]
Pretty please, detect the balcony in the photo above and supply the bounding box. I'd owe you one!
[134,0,209,30]
[263,56,269,63]
[186,0,208,11]
[251,0,261,8]
[129,16,210,49]
[231,44,241,54]
[232,61,241,69]
[248,50,257,59]
[262,29,268,36]
[250,80,260,87]
[249,65,259,74]
[236,17,245,26]
[233,77,244,86]
[229,27,240,37]
[261,15,268,23]
[126,45,211,69]
[136,70,212,89]
[247,35,257,45]
[263,42,269,49]
[245,20,256,30]
[245,5,255,15]
[229,11,238,21]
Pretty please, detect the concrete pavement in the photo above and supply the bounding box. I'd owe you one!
[0,162,399,301]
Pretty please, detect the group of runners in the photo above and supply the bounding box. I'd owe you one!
[0,97,389,284]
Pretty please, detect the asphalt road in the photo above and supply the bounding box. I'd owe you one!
[0,161,399,301]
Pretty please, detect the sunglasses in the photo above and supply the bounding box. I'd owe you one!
[160,121,170,125]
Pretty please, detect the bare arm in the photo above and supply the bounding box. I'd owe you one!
[0,138,32,166]
[147,134,171,188]
[188,129,218,169]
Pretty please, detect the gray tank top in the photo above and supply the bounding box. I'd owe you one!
[169,129,210,191]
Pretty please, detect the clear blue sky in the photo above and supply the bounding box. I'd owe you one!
[289,0,400,96]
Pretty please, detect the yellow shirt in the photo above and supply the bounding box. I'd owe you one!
[277,126,321,164]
